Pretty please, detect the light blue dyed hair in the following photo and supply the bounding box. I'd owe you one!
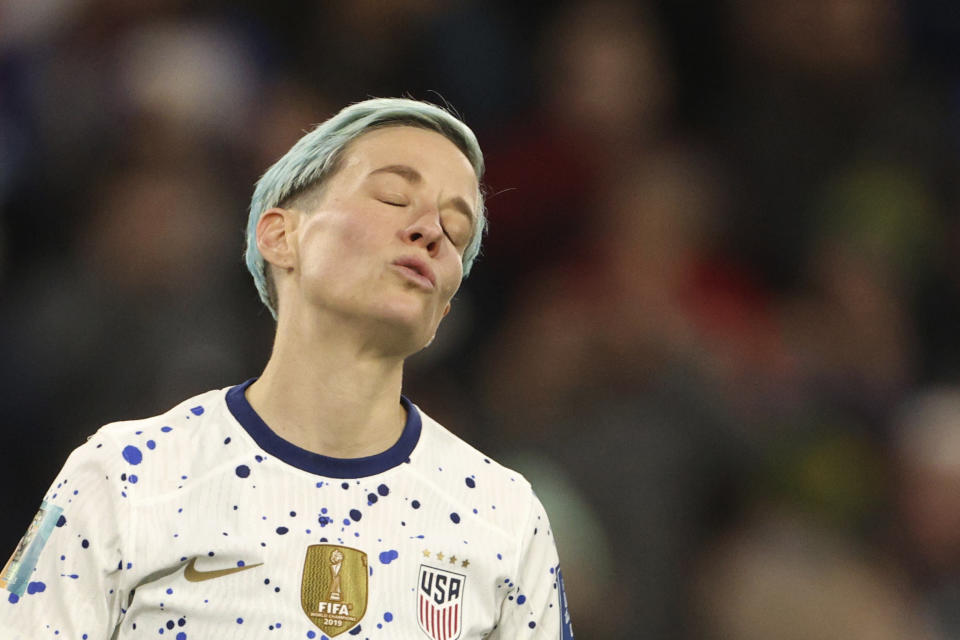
[245,97,487,318]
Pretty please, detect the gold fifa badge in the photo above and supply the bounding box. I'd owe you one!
[301,544,368,637]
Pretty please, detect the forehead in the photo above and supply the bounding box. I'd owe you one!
[337,126,478,193]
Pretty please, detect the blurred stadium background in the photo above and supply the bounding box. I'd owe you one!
[2,0,960,638]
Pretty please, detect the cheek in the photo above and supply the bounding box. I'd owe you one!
[298,232,339,282]
[300,211,377,277]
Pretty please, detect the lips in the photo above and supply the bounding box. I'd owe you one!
[392,256,436,290]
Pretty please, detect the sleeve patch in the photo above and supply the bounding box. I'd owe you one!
[1,500,64,597]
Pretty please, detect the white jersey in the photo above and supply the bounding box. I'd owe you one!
[0,380,574,640]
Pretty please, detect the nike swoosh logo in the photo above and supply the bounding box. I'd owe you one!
[184,557,263,582]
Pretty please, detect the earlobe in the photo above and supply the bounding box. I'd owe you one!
[257,208,297,270]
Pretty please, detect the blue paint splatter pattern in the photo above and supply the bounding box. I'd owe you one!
[0,384,572,639]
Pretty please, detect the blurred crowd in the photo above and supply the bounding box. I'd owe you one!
[2,0,960,638]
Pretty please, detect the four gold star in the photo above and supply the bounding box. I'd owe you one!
[421,550,470,569]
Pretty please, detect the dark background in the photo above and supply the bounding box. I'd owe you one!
[3,1,960,637]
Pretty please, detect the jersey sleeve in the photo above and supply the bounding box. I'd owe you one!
[490,491,575,639]
[0,430,131,639]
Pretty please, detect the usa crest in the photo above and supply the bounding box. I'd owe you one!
[300,544,368,637]
[417,564,465,640]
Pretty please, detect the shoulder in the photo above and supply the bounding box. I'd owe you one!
[407,405,540,536]
[415,407,531,488]
[94,387,226,442]
[83,385,246,499]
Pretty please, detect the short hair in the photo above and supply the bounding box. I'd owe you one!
[244,97,487,318]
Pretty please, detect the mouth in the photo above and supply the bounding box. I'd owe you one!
[391,257,436,290]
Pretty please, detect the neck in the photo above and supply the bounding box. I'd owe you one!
[246,309,408,459]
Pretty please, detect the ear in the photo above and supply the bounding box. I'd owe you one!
[256,207,299,271]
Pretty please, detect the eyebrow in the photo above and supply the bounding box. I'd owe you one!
[368,164,476,224]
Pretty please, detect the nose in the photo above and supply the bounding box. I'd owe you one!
[402,209,444,256]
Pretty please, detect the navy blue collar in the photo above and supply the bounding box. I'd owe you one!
[225,378,421,478]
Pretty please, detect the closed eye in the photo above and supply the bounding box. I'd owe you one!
[442,223,470,250]
[379,198,407,207]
